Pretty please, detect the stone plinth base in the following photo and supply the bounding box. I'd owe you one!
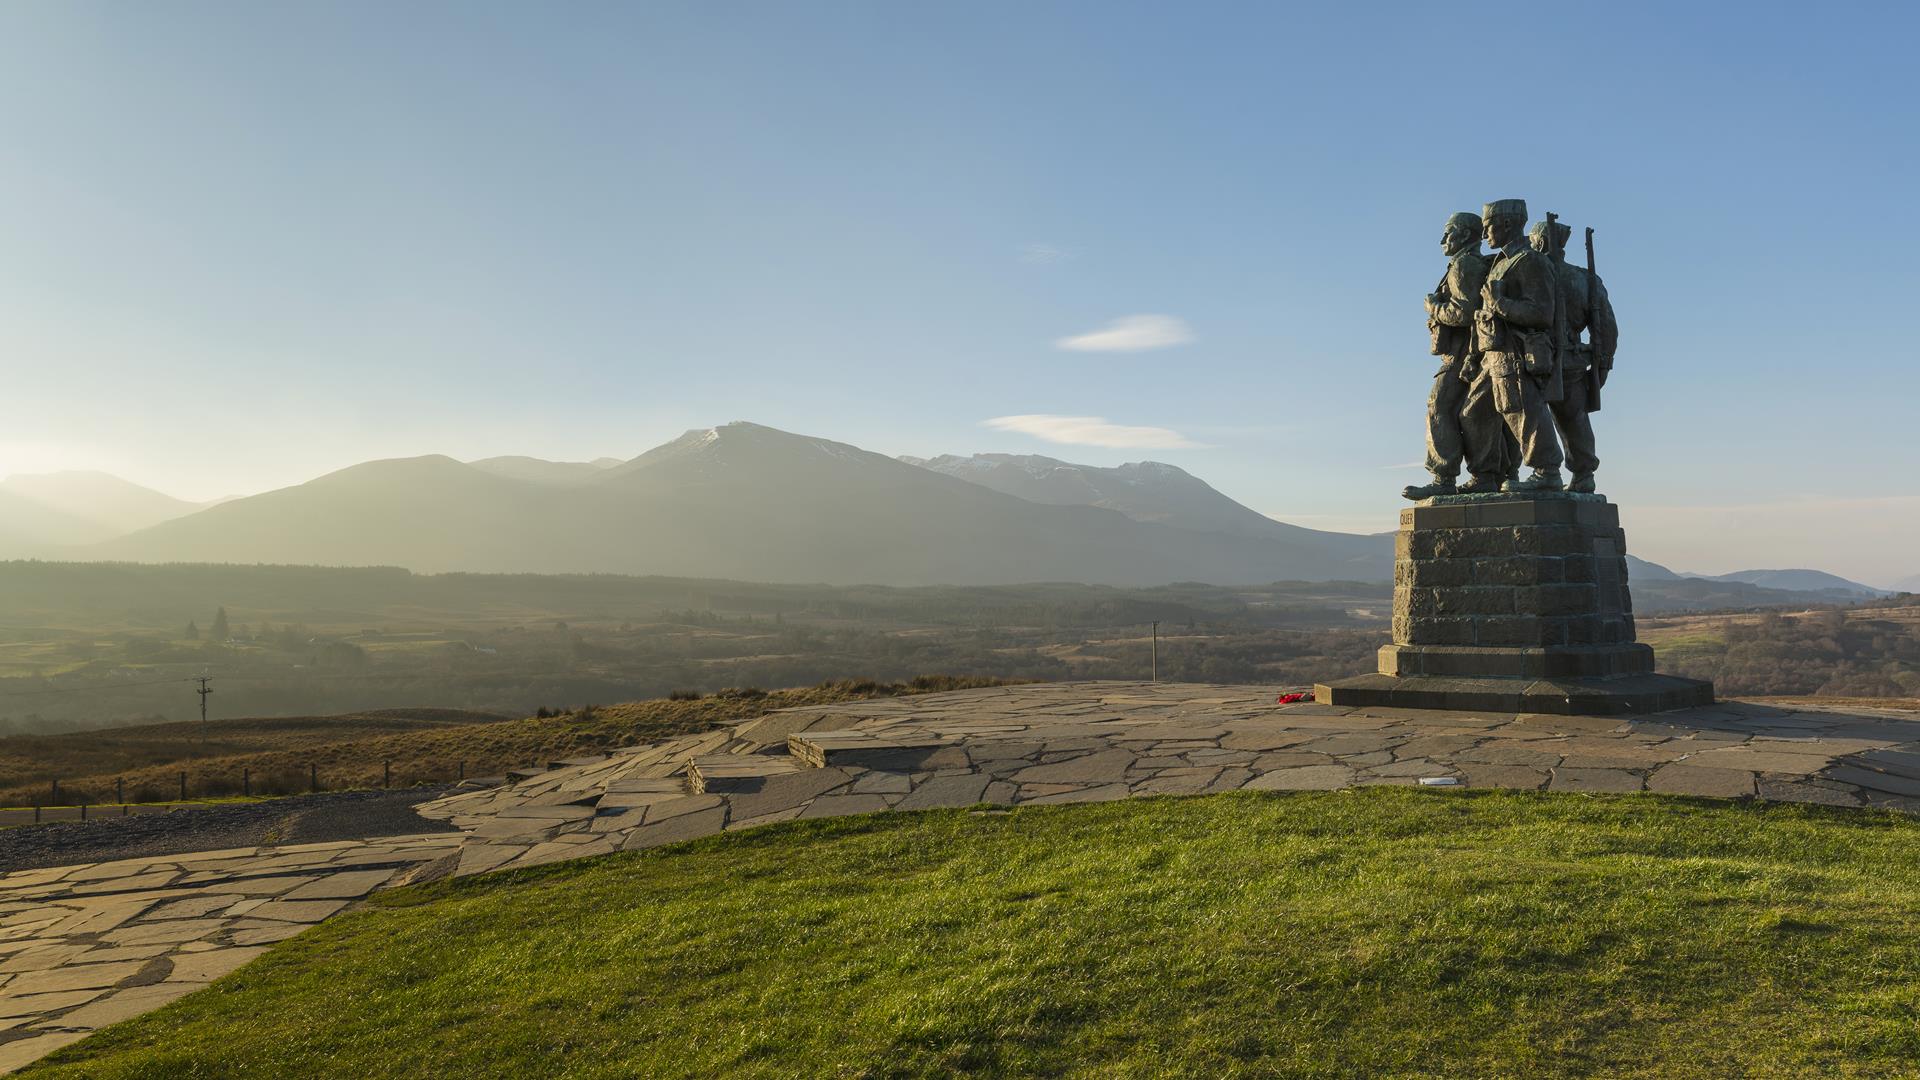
[1331,491,1713,714]
[1315,672,1714,715]
[1380,642,1653,679]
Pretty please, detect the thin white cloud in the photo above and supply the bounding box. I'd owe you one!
[983,414,1203,450]
[1020,243,1071,264]
[1380,461,1427,470]
[1055,314,1194,353]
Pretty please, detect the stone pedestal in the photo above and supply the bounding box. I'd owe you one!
[1317,492,1712,715]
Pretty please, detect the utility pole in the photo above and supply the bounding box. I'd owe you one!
[194,674,213,740]
[1151,621,1159,682]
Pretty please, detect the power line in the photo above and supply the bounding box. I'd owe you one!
[194,674,213,725]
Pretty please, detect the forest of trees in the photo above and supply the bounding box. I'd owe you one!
[1657,605,1920,698]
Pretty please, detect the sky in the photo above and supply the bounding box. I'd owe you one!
[1,2,1917,585]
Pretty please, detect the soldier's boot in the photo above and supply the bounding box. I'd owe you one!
[1400,474,1457,501]
[1457,473,1505,494]
[1568,472,1597,494]
[1503,468,1565,494]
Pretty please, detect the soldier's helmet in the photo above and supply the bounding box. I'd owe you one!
[1527,219,1573,254]
[1481,198,1527,220]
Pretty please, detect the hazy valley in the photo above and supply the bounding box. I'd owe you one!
[2,421,1898,595]
[1,420,1906,740]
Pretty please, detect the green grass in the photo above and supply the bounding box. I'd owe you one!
[28,789,1920,1079]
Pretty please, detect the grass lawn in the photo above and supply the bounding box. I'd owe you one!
[27,789,1920,1078]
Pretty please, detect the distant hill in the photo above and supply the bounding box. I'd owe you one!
[1683,568,1887,598]
[58,424,1894,598]
[1625,555,1680,581]
[1632,577,1864,612]
[1621,554,1889,610]
[0,472,208,553]
[93,423,1388,586]
[0,487,117,549]
[1890,574,1920,594]
[1,470,203,534]
[94,455,575,571]
[587,423,1389,583]
[468,456,623,486]
[903,453,1310,539]
[905,452,1389,575]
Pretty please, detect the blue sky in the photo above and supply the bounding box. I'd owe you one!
[2,2,1916,584]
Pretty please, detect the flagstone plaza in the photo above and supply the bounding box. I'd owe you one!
[6,681,1920,1071]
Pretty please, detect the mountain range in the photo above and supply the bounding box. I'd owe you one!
[0,472,213,548]
[1678,569,1886,598]
[69,424,1385,585]
[0,424,1904,596]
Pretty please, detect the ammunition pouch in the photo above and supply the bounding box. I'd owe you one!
[1472,308,1499,353]
[1430,320,1468,358]
[1520,330,1556,377]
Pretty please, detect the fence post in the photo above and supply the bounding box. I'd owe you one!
[458,760,465,781]
[80,801,87,822]
[179,771,187,802]
[243,768,251,797]
[116,777,124,805]
[33,805,40,824]
[122,803,129,817]
[383,761,390,789]
[310,763,318,793]
[50,779,59,806]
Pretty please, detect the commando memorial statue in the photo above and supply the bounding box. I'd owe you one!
[1403,212,1498,500]
[1529,218,1617,494]
[1319,198,1712,715]
[1470,198,1565,493]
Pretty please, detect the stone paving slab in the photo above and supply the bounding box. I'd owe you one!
[5,682,1920,1072]
[0,832,459,1071]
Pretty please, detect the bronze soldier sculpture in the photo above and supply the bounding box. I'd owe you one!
[1463,198,1565,492]
[1529,220,1617,494]
[1402,213,1502,500]
[1327,203,1714,716]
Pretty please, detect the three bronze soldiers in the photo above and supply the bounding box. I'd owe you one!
[1404,198,1616,500]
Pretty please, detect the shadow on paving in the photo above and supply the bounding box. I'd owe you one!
[0,789,459,875]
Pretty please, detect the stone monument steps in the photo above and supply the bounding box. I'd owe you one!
[685,752,807,795]
[788,731,957,770]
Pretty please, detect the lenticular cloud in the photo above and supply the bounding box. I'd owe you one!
[1054,314,1195,353]
[982,415,1201,449]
